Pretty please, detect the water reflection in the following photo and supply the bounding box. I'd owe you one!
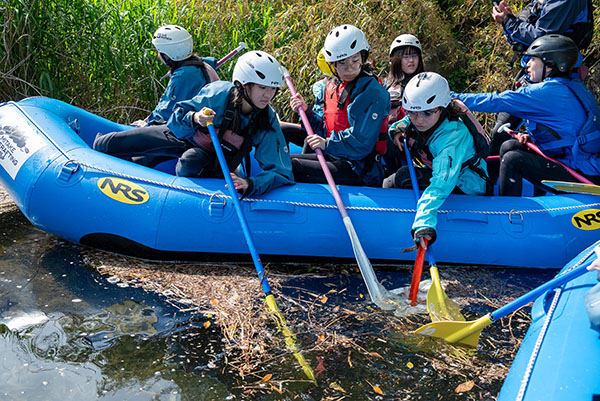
[0,212,230,400]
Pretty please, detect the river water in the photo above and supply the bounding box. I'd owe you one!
[0,206,558,400]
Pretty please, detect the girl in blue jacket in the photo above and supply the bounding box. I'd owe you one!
[94,51,294,197]
[132,25,219,127]
[288,24,391,187]
[453,35,600,196]
[384,72,489,248]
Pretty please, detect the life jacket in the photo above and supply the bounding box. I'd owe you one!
[323,73,388,156]
[407,105,492,193]
[193,89,255,173]
[534,79,600,156]
[386,83,406,125]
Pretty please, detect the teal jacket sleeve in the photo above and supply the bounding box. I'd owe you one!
[248,108,295,196]
[167,81,233,140]
[412,119,478,231]
[325,76,391,160]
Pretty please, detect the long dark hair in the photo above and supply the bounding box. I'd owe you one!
[386,46,424,88]
[233,83,274,132]
[162,54,205,74]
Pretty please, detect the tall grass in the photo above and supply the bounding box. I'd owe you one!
[1,0,599,124]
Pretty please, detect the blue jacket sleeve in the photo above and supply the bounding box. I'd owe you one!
[325,77,391,160]
[502,0,588,47]
[167,81,233,140]
[248,109,295,196]
[412,120,476,231]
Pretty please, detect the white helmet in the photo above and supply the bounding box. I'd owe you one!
[403,72,451,111]
[323,24,370,62]
[389,34,421,56]
[152,25,193,61]
[232,50,284,87]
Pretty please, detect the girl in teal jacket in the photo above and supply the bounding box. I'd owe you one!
[384,72,488,248]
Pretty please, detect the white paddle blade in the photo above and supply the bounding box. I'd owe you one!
[343,216,400,310]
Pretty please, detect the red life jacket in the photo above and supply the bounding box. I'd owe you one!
[323,77,388,156]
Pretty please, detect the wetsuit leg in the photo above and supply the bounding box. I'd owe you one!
[93,125,190,164]
[291,153,362,186]
[498,139,575,196]
[176,147,214,177]
[382,166,432,189]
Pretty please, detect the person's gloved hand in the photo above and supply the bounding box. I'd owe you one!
[412,227,436,248]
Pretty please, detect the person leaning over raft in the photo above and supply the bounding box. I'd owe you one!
[93,50,294,197]
[288,24,391,187]
[131,25,219,127]
[452,35,600,196]
[384,72,489,249]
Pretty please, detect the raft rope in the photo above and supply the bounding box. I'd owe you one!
[515,244,598,401]
[75,160,600,215]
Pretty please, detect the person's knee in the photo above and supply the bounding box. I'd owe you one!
[382,166,412,189]
[93,132,110,152]
[176,148,211,177]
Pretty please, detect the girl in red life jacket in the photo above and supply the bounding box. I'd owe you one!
[383,34,425,174]
[288,24,391,187]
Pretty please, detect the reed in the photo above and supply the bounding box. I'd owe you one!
[1,0,599,124]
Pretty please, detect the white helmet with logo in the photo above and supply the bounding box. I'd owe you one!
[389,34,421,56]
[323,24,370,62]
[152,25,193,61]
[403,72,451,111]
[232,50,284,87]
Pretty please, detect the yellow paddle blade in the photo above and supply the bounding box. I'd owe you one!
[414,314,493,347]
[265,295,317,383]
[427,265,465,322]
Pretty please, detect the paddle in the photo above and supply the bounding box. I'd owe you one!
[216,42,248,68]
[408,238,427,306]
[414,260,593,347]
[281,67,399,311]
[500,124,594,185]
[403,138,465,321]
[204,110,315,382]
[541,180,600,195]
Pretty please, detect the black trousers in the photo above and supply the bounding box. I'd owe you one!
[93,125,215,177]
[498,139,600,196]
[291,153,363,186]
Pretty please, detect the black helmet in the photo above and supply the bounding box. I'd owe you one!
[524,34,579,73]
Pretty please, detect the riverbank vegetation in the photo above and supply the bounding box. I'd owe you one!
[2,0,599,127]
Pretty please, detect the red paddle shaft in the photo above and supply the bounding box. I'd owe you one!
[409,239,428,306]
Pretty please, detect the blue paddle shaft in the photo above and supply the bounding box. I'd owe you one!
[491,262,591,321]
[206,122,272,295]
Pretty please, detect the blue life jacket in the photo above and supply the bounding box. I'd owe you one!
[538,79,600,155]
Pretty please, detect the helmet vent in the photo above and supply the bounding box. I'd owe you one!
[426,95,436,104]
[255,70,266,80]
[350,40,357,49]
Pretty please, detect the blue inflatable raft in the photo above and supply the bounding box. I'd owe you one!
[1,97,599,267]
[498,241,600,400]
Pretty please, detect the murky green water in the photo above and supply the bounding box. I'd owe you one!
[0,209,557,400]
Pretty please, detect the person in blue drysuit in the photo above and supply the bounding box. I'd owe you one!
[94,51,294,197]
[131,25,219,127]
[453,35,600,196]
[383,72,489,249]
[288,24,391,187]
[487,0,593,160]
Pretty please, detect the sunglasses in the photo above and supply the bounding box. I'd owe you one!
[406,109,438,118]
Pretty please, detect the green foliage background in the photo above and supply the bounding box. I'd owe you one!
[1,0,599,127]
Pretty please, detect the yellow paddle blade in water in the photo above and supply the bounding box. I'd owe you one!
[427,265,465,322]
[265,295,317,383]
[414,314,493,347]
